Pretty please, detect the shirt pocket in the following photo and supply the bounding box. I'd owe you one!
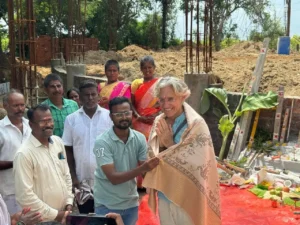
[54,155,67,177]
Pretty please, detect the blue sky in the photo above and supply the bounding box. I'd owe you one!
[174,0,300,40]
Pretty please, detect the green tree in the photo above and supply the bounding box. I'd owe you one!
[86,0,151,50]
[212,0,269,51]
[156,0,177,48]
[0,0,7,22]
[179,0,269,51]
[0,0,8,53]
[0,25,9,53]
[248,11,285,49]
[291,35,300,51]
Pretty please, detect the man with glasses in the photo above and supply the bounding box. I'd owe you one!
[62,80,113,213]
[93,97,160,225]
[0,89,31,215]
[14,104,73,224]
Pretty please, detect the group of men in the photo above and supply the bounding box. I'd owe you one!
[0,73,159,225]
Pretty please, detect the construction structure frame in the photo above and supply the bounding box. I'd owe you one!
[67,0,87,63]
[50,0,65,61]
[185,0,213,74]
[8,0,38,106]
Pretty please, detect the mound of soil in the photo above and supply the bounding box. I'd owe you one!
[118,45,152,60]
[37,41,300,96]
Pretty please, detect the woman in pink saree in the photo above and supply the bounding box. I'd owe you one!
[98,60,131,109]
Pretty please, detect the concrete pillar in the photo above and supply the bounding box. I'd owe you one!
[51,59,61,73]
[66,64,86,90]
[184,73,209,114]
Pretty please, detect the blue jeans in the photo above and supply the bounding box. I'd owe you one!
[95,205,138,225]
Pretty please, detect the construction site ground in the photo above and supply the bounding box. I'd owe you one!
[36,41,300,96]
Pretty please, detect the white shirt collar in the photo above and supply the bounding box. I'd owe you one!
[78,105,102,114]
[3,115,28,127]
[30,134,54,147]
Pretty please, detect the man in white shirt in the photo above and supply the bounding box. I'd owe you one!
[62,80,113,213]
[0,89,31,214]
[14,104,73,223]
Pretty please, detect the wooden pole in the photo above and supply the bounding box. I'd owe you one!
[286,0,291,36]
[227,38,270,160]
[287,99,295,141]
[248,109,261,149]
[273,86,284,142]
[280,108,290,143]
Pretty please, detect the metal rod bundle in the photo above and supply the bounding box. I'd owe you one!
[185,0,213,74]
[8,0,37,106]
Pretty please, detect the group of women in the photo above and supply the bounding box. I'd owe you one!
[67,55,160,141]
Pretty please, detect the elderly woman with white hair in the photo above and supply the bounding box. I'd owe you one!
[143,77,221,225]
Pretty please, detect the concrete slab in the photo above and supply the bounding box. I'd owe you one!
[184,73,208,114]
[66,64,86,90]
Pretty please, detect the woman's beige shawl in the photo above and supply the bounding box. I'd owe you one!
[143,102,221,225]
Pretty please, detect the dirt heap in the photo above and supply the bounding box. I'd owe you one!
[118,45,152,60]
[37,41,300,96]
[218,41,262,56]
[85,50,123,65]
[214,41,300,95]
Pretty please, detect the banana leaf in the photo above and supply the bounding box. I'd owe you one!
[241,91,278,112]
[218,115,235,137]
[200,87,228,115]
[200,89,210,115]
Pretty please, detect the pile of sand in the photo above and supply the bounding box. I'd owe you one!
[36,67,51,77]
[85,50,123,65]
[218,41,262,56]
[36,41,300,96]
[118,45,152,60]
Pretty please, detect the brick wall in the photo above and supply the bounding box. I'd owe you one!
[36,36,52,66]
[36,36,99,66]
[204,92,300,157]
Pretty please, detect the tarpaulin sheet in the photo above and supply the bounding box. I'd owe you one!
[137,187,300,225]
[221,186,300,225]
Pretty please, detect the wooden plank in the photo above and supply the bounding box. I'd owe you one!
[280,108,290,143]
[248,109,261,149]
[231,112,252,160]
[217,163,234,175]
[228,38,270,160]
[286,99,295,141]
[273,86,284,142]
[244,151,258,168]
[227,122,240,159]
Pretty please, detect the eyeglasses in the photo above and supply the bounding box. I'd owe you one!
[111,111,133,118]
[158,97,176,104]
[34,118,54,126]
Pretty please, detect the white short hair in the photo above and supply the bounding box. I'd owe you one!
[154,76,191,100]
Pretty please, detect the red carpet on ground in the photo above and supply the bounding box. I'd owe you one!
[137,186,300,225]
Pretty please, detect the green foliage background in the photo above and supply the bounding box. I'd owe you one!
[0,0,298,52]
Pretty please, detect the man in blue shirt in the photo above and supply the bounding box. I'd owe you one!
[93,97,159,225]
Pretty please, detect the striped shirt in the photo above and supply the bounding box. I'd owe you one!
[41,98,78,137]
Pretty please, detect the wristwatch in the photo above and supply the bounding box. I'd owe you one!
[16,221,26,225]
